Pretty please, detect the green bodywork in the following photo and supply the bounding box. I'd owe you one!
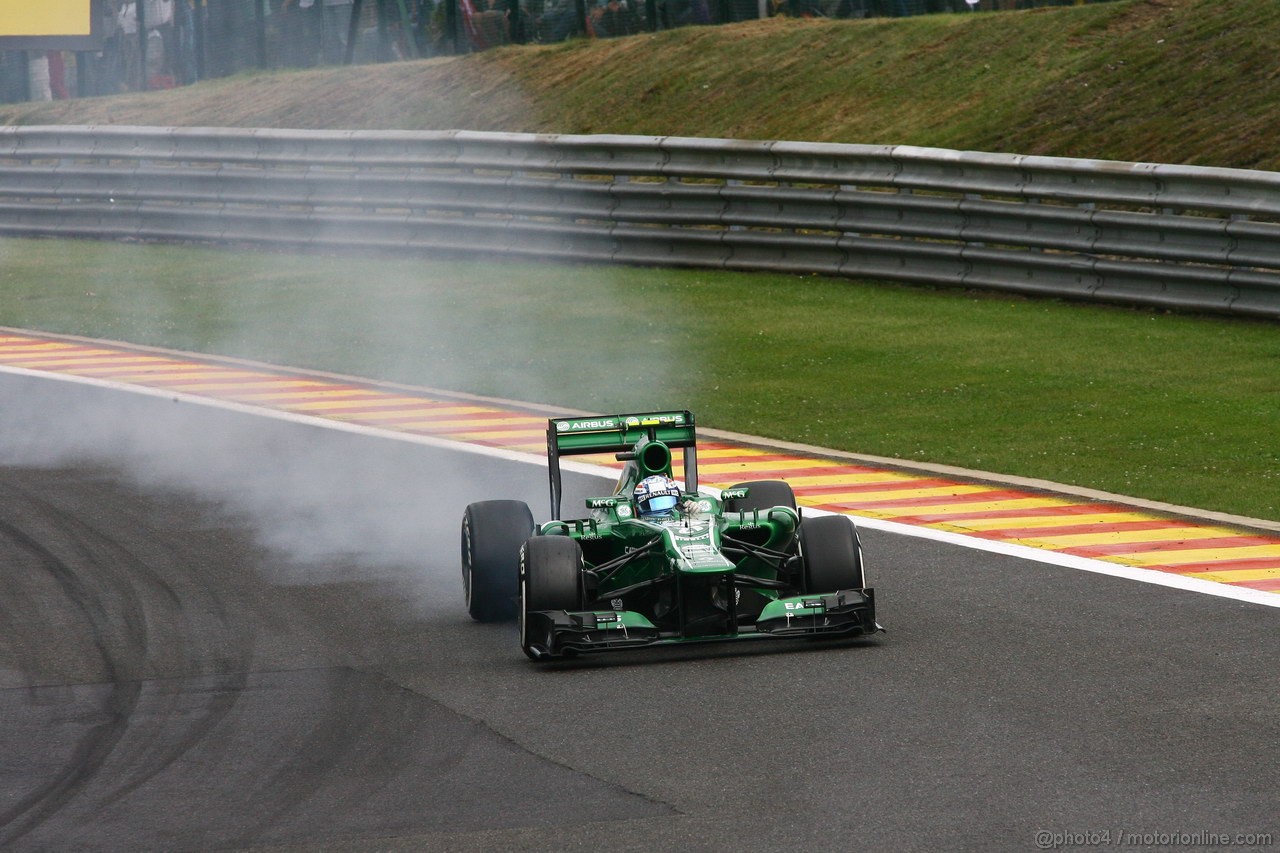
[521,410,878,659]
[542,492,797,591]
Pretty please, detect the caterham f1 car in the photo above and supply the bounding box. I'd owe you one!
[460,410,879,660]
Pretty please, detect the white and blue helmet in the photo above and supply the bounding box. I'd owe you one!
[634,475,681,519]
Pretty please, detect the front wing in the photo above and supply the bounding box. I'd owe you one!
[523,589,879,660]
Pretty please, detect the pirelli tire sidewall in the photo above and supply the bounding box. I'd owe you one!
[799,514,866,593]
[519,534,584,658]
[461,499,534,622]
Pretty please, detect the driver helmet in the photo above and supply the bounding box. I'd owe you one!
[634,475,681,519]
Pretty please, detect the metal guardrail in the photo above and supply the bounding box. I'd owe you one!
[2,125,1279,318]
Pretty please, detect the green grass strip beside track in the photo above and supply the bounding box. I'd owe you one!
[1,235,1278,523]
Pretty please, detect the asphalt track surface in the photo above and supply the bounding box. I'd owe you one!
[0,376,1276,852]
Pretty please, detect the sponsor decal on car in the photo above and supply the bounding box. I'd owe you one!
[624,413,686,429]
[784,598,826,612]
[672,539,733,569]
[556,418,619,432]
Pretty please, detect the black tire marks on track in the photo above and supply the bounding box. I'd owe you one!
[1,374,1276,852]
[0,377,671,851]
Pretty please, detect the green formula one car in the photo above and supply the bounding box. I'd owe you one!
[460,410,880,660]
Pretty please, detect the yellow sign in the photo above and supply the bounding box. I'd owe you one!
[0,0,93,37]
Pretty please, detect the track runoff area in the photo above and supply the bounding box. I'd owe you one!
[1,327,1277,609]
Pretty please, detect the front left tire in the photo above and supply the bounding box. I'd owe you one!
[799,514,866,593]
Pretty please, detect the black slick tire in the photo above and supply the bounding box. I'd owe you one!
[799,514,866,593]
[461,500,534,622]
[723,479,797,513]
[520,535,584,660]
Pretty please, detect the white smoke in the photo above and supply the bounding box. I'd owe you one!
[0,231,650,599]
[0,373,557,600]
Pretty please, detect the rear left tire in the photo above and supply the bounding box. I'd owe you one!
[723,479,797,513]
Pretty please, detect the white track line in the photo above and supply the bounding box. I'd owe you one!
[4,364,1276,609]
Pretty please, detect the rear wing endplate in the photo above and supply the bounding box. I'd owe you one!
[547,410,697,519]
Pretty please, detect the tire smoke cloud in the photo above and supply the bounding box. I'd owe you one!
[0,374,552,600]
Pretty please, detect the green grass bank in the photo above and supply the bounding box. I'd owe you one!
[1,0,1276,170]
[0,0,1277,521]
[2,237,1277,522]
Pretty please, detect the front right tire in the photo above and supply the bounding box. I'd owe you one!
[519,535,584,660]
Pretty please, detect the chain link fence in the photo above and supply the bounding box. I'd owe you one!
[0,0,1117,104]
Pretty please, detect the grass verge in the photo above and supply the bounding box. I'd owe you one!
[3,1,1280,170]
[2,235,1277,522]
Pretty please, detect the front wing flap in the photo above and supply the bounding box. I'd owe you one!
[524,589,879,660]
[753,588,878,637]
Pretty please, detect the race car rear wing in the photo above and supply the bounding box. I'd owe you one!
[547,410,698,519]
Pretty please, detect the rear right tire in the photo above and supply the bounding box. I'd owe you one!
[461,500,534,623]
